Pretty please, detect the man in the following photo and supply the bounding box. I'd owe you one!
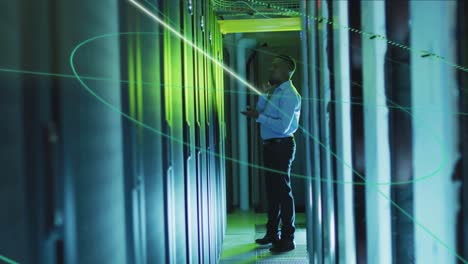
[241,54,301,253]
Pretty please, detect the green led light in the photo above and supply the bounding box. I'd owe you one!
[136,27,144,130]
[128,32,136,118]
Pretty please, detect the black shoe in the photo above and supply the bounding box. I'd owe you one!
[255,234,280,245]
[269,239,295,253]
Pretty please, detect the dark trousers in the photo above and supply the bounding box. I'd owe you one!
[263,137,296,241]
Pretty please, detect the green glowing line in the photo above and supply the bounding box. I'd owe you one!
[1,64,467,117]
[136,29,144,136]
[1,66,468,117]
[0,255,18,264]
[0,67,146,85]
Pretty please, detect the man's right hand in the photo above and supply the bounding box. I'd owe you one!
[240,106,259,119]
[262,81,274,93]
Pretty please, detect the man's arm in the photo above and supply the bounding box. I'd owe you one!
[256,92,300,134]
[256,93,268,113]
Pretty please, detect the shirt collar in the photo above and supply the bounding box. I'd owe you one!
[275,80,291,91]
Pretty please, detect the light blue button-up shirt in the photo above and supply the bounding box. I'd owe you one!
[256,80,301,140]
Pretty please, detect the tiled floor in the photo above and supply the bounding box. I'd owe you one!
[219,211,309,263]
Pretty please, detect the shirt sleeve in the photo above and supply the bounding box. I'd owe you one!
[256,93,269,113]
[256,91,300,134]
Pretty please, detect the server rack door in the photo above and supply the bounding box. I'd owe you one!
[0,2,34,263]
[121,31,137,264]
[125,3,169,262]
[210,16,220,259]
[193,1,204,261]
[300,1,314,262]
[307,1,324,263]
[119,8,148,262]
[57,0,127,263]
[458,0,468,260]
[162,1,188,263]
[182,0,200,262]
[317,0,337,262]
[196,0,210,262]
[220,40,228,239]
[19,1,63,263]
[384,1,413,263]
[331,1,357,263]
[211,17,225,260]
[214,30,227,239]
[135,30,147,264]
[204,1,218,259]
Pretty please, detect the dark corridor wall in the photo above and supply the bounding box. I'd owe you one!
[0,0,226,263]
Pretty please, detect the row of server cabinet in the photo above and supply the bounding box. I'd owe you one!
[0,0,228,263]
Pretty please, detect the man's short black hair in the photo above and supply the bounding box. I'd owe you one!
[275,54,296,74]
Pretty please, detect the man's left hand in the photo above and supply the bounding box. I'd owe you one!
[240,106,259,119]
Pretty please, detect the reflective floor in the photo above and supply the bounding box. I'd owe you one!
[220,211,308,263]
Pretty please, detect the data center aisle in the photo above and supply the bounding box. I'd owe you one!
[220,211,309,263]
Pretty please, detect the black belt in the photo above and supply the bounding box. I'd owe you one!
[263,136,294,144]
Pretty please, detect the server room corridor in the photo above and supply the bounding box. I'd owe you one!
[1,0,468,264]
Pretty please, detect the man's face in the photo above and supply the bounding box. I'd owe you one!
[268,57,289,86]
